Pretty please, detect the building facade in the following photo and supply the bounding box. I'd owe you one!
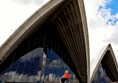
[91,44,118,83]
[0,0,118,83]
[0,0,89,83]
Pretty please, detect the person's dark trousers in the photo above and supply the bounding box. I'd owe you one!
[61,78,68,83]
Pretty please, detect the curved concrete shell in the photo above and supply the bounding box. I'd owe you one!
[0,0,89,83]
[90,44,118,82]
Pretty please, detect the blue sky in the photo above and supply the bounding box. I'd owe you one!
[106,0,118,15]
[98,0,118,25]
[106,0,118,25]
[0,0,118,64]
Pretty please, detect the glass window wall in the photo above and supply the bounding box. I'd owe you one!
[92,63,111,83]
[0,48,79,83]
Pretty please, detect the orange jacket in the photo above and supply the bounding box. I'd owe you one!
[64,73,70,79]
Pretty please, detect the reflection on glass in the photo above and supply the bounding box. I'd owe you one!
[92,63,111,83]
[0,48,79,82]
[0,48,43,82]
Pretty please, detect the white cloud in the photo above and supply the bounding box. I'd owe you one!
[105,24,118,44]
[84,0,118,62]
[20,48,43,62]
[12,0,49,5]
[98,0,118,26]
[0,0,49,46]
[2,70,61,82]
[2,71,42,82]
